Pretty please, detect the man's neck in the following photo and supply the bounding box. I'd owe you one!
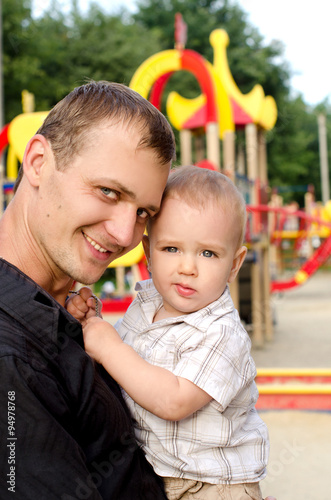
[0,206,73,306]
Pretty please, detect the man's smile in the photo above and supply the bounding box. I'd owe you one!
[83,232,113,254]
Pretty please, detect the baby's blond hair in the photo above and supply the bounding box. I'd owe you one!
[148,165,247,249]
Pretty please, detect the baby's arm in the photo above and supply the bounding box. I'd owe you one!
[83,317,212,421]
[66,287,102,326]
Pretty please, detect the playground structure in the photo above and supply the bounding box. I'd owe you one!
[249,199,331,291]
[127,14,331,345]
[0,103,48,207]
[255,368,331,411]
[1,16,331,351]
[127,16,279,347]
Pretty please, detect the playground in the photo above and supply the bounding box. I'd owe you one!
[100,271,331,499]
[1,12,330,499]
[251,271,331,500]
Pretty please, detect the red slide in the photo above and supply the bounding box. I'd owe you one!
[247,204,331,292]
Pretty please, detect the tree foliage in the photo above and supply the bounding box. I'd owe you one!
[1,0,330,203]
[2,0,163,119]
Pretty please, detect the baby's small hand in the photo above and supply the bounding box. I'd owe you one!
[83,316,122,364]
[66,287,102,326]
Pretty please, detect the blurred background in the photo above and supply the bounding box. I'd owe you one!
[1,2,330,498]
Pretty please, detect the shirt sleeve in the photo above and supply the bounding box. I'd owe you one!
[0,354,103,500]
[114,317,123,333]
[172,323,257,411]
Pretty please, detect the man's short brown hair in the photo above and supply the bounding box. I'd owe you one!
[15,80,176,189]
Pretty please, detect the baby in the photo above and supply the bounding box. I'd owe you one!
[68,166,269,500]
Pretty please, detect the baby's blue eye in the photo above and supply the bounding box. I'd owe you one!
[165,247,178,253]
[202,250,214,258]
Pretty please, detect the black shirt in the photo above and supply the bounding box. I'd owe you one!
[0,259,167,499]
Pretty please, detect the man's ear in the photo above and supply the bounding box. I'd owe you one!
[22,134,50,187]
[228,246,247,283]
[142,234,151,272]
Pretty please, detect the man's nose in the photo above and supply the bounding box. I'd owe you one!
[104,207,139,249]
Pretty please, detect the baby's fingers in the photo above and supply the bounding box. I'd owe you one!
[66,294,89,319]
[86,296,103,318]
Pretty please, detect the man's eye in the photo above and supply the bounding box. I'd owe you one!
[137,208,149,220]
[100,187,118,200]
[202,250,214,258]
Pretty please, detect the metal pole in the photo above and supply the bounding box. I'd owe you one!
[318,114,330,204]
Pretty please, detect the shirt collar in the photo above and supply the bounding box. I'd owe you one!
[0,258,83,348]
[134,279,234,332]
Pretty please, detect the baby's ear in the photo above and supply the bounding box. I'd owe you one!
[142,234,151,271]
[228,246,247,283]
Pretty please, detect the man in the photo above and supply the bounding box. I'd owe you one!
[0,81,175,499]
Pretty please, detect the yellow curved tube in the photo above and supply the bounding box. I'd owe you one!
[108,242,145,268]
[8,111,48,164]
[130,50,181,98]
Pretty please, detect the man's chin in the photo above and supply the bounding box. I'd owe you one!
[71,267,109,287]
[72,247,134,285]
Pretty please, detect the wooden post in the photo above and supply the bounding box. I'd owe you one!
[258,129,273,340]
[269,193,283,275]
[206,122,220,170]
[262,240,273,341]
[180,129,192,166]
[116,267,126,297]
[304,190,315,258]
[237,143,245,176]
[245,124,259,233]
[194,132,205,164]
[318,114,330,205]
[223,130,235,182]
[229,279,239,311]
[246,124,263,345]
[22,89,35,113]
[245,124,258,196]
[251,245,264,348]
[258,130,268,185]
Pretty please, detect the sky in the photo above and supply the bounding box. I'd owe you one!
[237,0,330,106]
[32,0,331,106]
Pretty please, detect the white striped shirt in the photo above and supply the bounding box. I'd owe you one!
[115,279,269,484]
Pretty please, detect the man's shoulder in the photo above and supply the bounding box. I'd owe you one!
[0,308,27,358]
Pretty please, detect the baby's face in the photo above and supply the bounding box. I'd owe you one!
[146,197,245,317]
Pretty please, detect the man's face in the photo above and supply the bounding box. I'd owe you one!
[32,122,170,285]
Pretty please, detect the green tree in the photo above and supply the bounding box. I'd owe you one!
[267,95,320,203]
[2,0,40,120]
[133,0,290,100]
[2,0,330,202]
[2,0,164,121]
[66,4,163,88]
[133,0,330,203]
